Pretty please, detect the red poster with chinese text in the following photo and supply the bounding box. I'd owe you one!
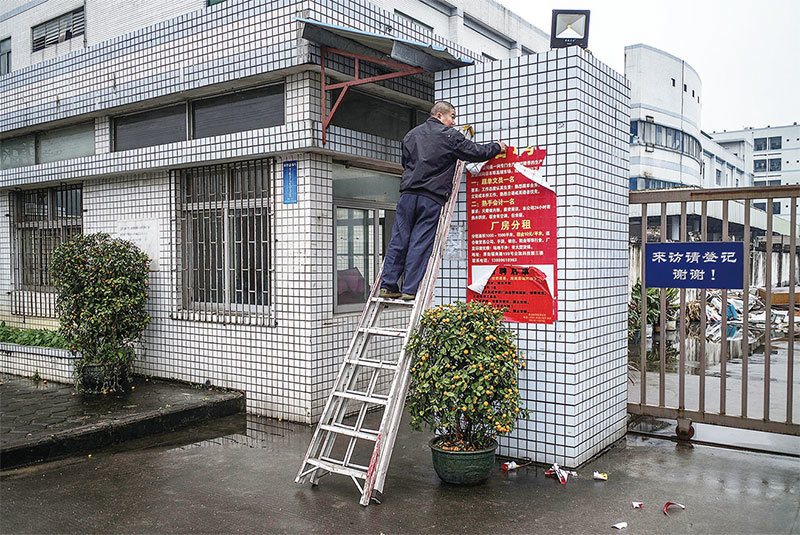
[466,146,556,323]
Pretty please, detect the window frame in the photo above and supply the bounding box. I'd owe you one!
[333,197,396,314]
[173,159,274,324]
[191,83,285,140]
[31,8,84,52]
[769,136,782,150]
[112,102,189,152]
[10,184,83,318]
[0,37,10,75]
[754,138,767,151]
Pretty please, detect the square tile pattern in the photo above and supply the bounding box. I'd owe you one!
[0,0,629,466]
[434,49,630,466]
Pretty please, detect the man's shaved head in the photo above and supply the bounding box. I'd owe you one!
[430,101,455,117]
[430,101,456,127]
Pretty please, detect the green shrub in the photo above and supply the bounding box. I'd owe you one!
[0,321,68,349]
[52,233,151,392]
[405,301,529,451]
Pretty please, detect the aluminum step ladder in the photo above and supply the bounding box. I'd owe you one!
[295,126,475,506]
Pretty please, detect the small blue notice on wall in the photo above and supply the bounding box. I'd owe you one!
[645,242,744,289]
[283,161,297,204]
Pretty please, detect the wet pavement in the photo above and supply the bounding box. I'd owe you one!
[629,338,800,424]
[2,411,798,534]
[0,373,244,469]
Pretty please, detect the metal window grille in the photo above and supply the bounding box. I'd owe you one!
[31,8,84,52]
[172,159,274,325]
[10,185,83,317]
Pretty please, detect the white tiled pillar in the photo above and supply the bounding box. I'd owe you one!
[435,47,630,467]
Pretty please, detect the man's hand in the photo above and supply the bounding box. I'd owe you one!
[496,141,508,152]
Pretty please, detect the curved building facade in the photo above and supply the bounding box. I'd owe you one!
[625,44,703,190]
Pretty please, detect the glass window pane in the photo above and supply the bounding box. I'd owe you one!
[769,158,781,172]
[642,122,654,143]
[330,89,417,141]
[193,84,284,139]
[332,164,401,204]
[38,122,95,164]
[336,207,373,306]
[184,209,224,304]
[232,208,268,305]
[1,135,35,169]
[754,160,766,172]
[769,136,782,150]
[754,138,767,151]
[114,104,186,151]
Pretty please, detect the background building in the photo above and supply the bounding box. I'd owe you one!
[711,124,800,215]
[624,43,752,193]
[1,0,630,467]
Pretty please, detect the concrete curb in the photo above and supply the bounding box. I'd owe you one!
[1,392,244,470]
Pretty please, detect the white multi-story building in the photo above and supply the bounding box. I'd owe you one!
[711,124,800,215]
[0,0,548,75]
[1,0,631,467]
[625,43,752,193]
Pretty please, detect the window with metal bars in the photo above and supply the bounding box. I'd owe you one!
[31,8,84,52]
[173,160,273,324]
[10,185,83,317]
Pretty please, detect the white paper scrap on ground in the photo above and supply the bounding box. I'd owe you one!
[544,463,577,484]
[632,502,643,509]
[663,502,685,516]
[467,265,497,294]
[612,522,628,530]
[593,471,607,480]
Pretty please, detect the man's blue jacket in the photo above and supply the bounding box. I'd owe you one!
[400,117,502,205]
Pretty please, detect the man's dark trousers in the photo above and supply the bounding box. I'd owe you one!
[382,193,442,296]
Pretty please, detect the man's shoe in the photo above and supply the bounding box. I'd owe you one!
[400,293,416,301]
[379,288,402,299]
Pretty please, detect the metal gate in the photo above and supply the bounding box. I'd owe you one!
[628,185,800,437]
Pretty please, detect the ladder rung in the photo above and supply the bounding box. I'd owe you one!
[333,391,389,405]
[372,297,415,306]
[358,327,407,338]
[320,423,379,442]
[306,458,367,480]
[346,359,398,371]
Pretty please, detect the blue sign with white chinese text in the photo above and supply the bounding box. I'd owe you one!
[283,161,297,204]
[645,242,744,289]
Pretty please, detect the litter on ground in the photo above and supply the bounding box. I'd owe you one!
[663,502,686,516]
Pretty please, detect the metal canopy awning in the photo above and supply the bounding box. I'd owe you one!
[297,18,473,144]
[296,17,474,72]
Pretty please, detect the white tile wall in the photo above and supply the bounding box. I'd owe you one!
[435,47,630,467]
[1,0,631,455]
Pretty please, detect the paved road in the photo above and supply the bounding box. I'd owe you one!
[2,412,798,534]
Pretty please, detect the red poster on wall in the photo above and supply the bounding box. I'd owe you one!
[466,146,556,323]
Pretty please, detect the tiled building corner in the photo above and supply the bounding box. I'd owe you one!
[435,47,630,467]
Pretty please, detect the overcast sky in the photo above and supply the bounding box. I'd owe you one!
[497,0,800,133]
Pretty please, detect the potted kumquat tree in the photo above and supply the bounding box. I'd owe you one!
[405,300,528,485]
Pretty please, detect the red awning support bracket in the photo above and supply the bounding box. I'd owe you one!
[320,46,423,145]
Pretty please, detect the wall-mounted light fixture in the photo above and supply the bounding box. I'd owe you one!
[550,10,590,50]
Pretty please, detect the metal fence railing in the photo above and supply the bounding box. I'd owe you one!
[628,185,799,437]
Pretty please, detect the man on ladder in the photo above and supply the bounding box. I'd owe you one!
[379,100,507,301]
[296,100,506,506]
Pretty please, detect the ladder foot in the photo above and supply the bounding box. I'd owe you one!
[369,489,383,505]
